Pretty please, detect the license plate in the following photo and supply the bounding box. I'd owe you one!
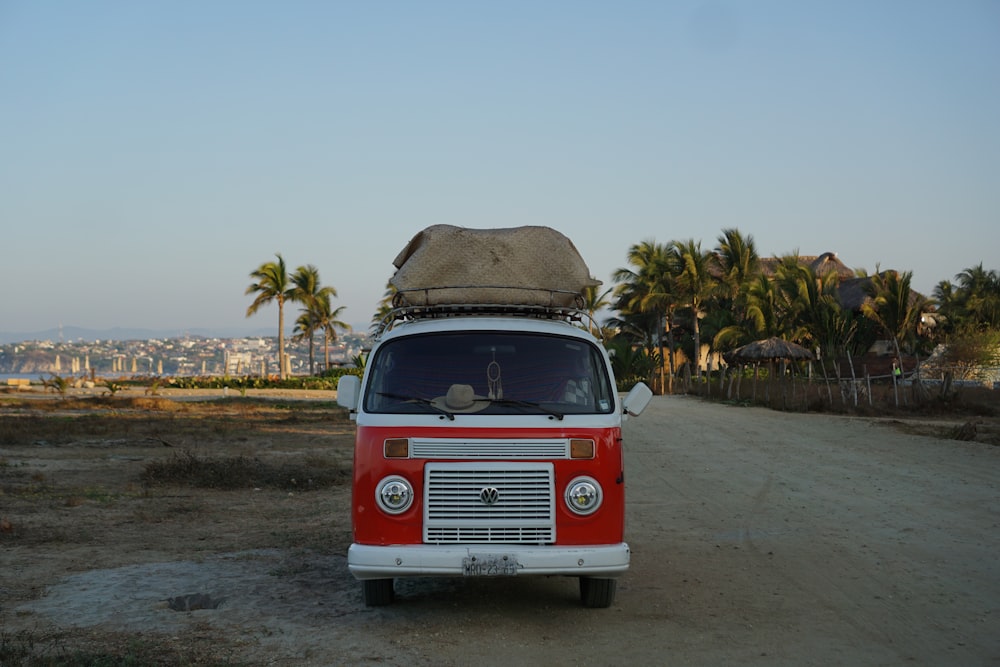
[462,553,519,577]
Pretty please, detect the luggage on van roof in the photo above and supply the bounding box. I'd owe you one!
[390,225,600,308]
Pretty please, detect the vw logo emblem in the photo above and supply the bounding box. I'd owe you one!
[480,487,500,505]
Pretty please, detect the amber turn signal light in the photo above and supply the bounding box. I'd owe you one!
[383,438,409,458]
[570,439,595,459]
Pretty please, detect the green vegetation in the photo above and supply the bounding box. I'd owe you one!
[246,255,352,382]
[39,374,71,396]
[99,379,126,396]
[166,368,360,391]
[245,253,295,380]
[291,263,351,376]
[370,280,398,332]
[930,265,1000,382]
[934,264,1000,332]
[608,227,999,396]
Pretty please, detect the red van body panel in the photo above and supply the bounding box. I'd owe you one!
[352,425,625,546]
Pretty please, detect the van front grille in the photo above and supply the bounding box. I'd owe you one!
[423,462,555,544]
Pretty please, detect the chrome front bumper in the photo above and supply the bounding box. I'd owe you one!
[347,542,630,580]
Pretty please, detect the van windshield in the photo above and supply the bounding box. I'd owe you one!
[364,331,615,416]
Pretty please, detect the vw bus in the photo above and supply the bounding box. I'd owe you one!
[337,227,651,607]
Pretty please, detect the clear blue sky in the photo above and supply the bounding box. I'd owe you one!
[2,1,998,336]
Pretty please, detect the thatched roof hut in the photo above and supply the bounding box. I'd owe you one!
[726,337,816,364]
[722,337,816,406]
[758,252,856,281]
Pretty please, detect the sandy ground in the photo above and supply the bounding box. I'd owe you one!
[2,393,999,665]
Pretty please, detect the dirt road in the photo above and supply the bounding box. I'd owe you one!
[5,395,999,665]
[623,397,999,665]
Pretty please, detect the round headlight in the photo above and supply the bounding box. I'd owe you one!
[565,477,602,515]
[376,476,413,514]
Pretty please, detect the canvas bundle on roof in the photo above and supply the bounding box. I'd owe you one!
[390,225,600,309]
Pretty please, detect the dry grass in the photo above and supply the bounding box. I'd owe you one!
[1,623,251,666]
[0,394,355,665]
[0,397,354,502]
[140,450,348,490]
[0,396,349,447]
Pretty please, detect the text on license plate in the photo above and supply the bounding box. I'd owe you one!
[462,553,519,576]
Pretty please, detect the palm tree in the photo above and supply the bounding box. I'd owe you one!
[710,229,761,353]
[292,311,319,375]
[933,279,960,333]
[581,284,613,336]
[246,254,294,380]
[714,228,760,305]
[701,229,761,366]
[932,266,1000,380]
[861,268,928,361]
[371,281,397,334]
[291,265,338,376]
[747,273,783,338]
[668,239,719,383]
[862,269,928,407]
[313,297,351,371]
[606,338,658,389]
[612,240,677,392]
[715,273,778,350]
[954,264,1000,330]
[773,256,845,360]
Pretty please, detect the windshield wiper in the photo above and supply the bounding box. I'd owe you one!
[489,398,564,420]
[376,392,455,420]
[375,392,562,421]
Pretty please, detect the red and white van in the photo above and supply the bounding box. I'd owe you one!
[337,301,651,607]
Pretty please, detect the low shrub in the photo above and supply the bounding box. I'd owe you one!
[163,368,362,392]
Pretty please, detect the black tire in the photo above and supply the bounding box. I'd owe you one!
[363,578,395,606]
[579,576,616,608]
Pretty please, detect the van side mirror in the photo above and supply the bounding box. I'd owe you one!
[621,382,652,418]
[337,375,361,412]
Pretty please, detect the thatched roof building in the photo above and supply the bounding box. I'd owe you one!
[758,251,856,281]
[724,337,816,365]
[754,251,928,314]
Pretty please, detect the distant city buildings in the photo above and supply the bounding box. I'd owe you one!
[0,332,370,378]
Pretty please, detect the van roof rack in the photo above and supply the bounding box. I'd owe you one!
[391,286,585,309]
[374,287,600,339]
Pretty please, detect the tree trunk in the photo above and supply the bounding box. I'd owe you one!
[820,359,833,409]
[666,315,676,394]
[891,337,904,407]
[693,314,701,385]
[866,368,872,407]
[308,333,315,376]
[657,315,665,395]
[835,362,846,407]
[705,355,713,397]
[847,349,858,407]
[324,330,331,371]
[277,298,286,380]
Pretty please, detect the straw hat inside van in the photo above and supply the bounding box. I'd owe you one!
[430,384,490,413]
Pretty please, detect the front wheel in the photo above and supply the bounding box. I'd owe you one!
[579,576,616,608]
[363,578,395,606]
